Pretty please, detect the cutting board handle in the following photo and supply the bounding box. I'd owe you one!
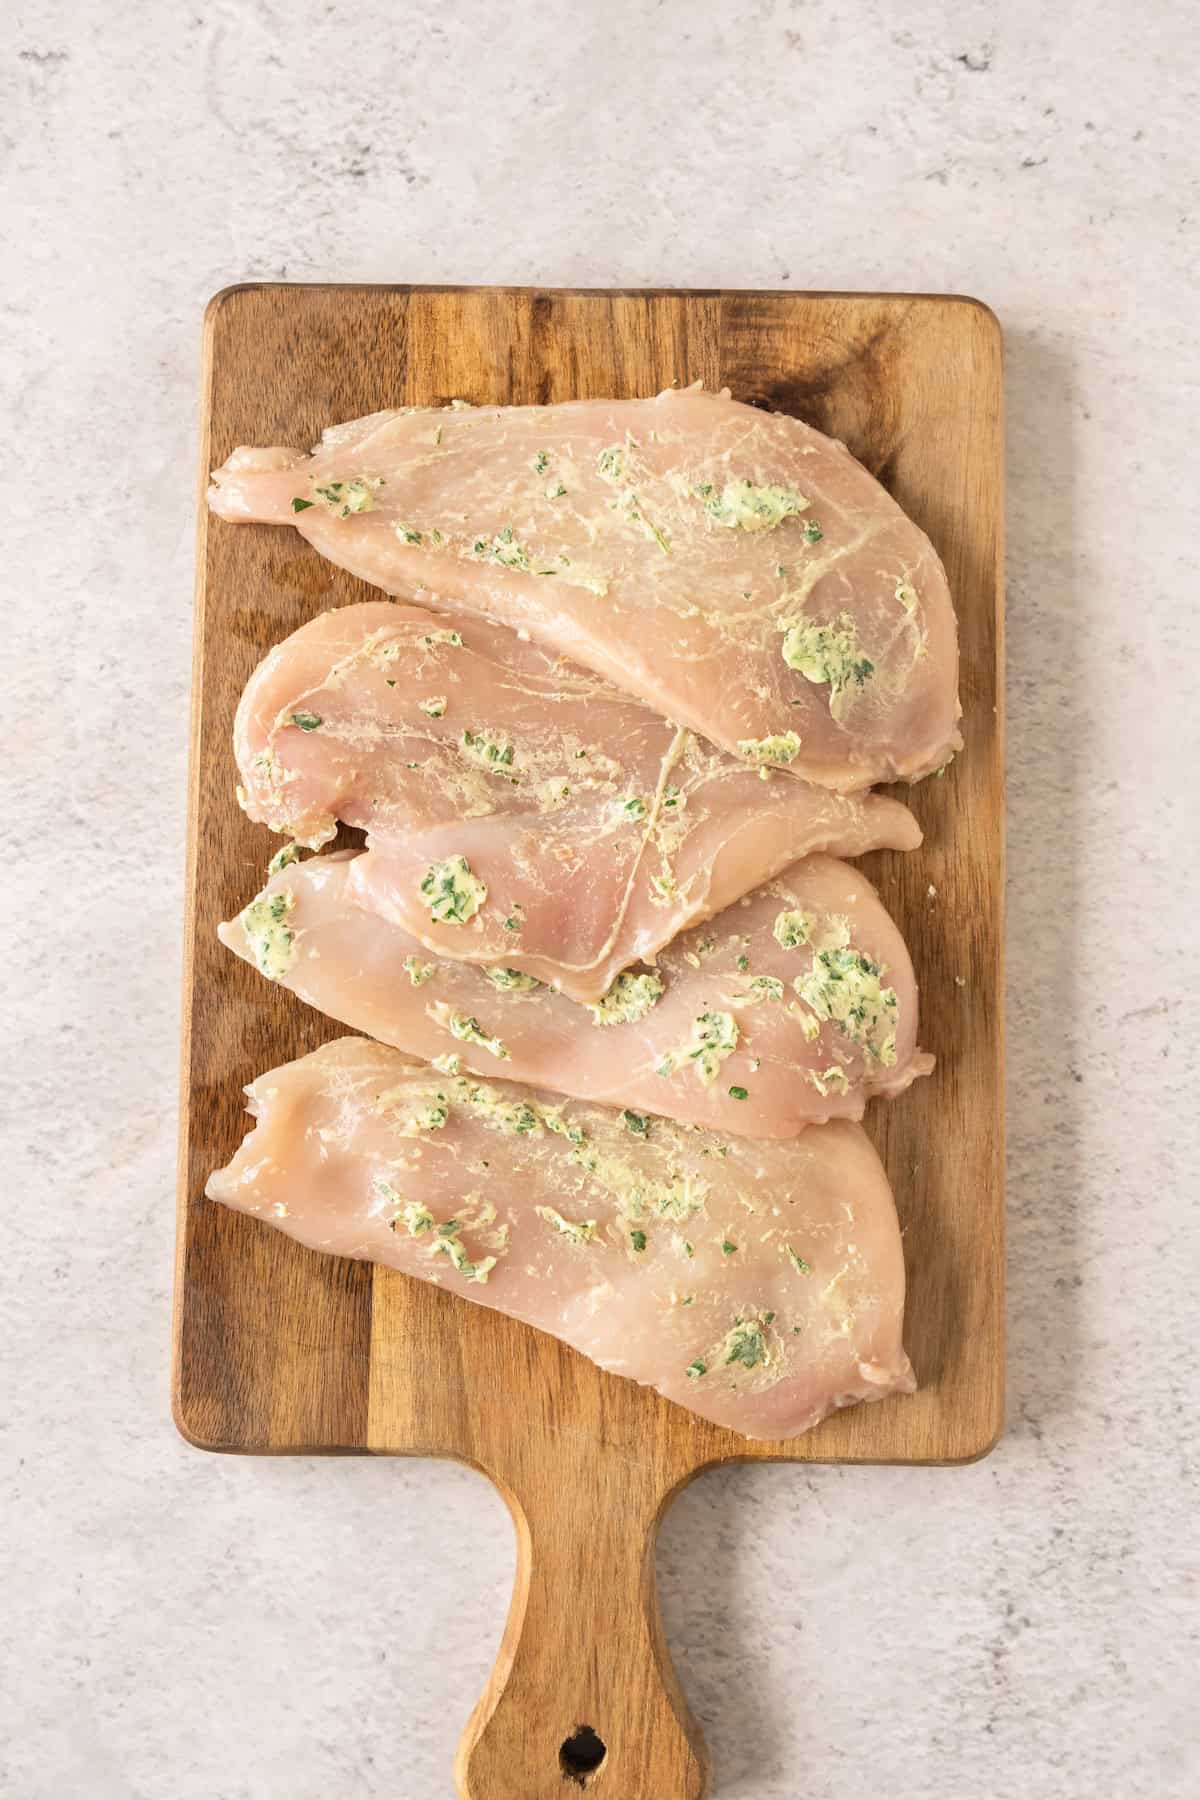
[454,1452,709,1798]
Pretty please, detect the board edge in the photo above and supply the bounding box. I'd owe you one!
[171,299,221,1453]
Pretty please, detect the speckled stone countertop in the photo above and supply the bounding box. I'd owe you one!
[3,2,1197,1796]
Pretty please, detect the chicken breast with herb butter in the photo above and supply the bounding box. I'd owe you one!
[220,850,932,1138]
[232,600,922,1002]
[206,1036,916,1439]
[209,386,960,790]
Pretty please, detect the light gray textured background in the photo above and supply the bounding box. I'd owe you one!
[3,2,1198,1796]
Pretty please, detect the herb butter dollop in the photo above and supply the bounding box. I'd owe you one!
[419,855,487,925]
[704,480,809,532]
[240,888,297,982]
[586,971,665,1027]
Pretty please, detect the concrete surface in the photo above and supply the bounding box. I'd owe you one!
[2,1,1197,1796]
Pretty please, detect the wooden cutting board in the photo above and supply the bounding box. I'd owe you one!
[175,285,1004,1798]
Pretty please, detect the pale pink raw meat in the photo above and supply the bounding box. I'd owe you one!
[206,1036,916,1439]
[220,851,932,1138]
[233,601,921,1001]
[209,387,960,790]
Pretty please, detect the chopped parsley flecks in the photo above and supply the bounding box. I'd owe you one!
[657,1010,739,1086]
[722,1318,769,1370]
[419,696,447,717]
[649,870,677,906]
[542,1110,587,1147]
[289,711,322,732]
[394,523,423,545]
[402,954,436,987]
[647,1174,707,1222]
[267,841,300,877]
[746,976,784,1002]
[240,888,296,982]
[630,1229,647,1253]
[390,1205,499,1282]
[419,854,487,925]
[291,497,314,512]
[802,519,824,544]
[633,509,672,554]
[397,1199,435,1237]
[312,477,379,517]
[703,480,809,532]
[483,966,541,993]
[621,1110,650,1137]
[426,1004,510,1060]
[794,947,899,1066]
[721,1239,738,1256]
[773,908,815,950]
[728,1086,749,1101]
[586,970,665,1027]
[785,1246,812,1275]
[457,1083,545,1137]
[686,1358,708,1380]
[596,442,671,551]
[532,450,550,474]
[780,615,874,720]
[597,444,631,484]
[614,795,648,823]
[420,628,463,647]
[469,526,532,571]
[737,730,804,765]
[535,1206,599,1246]
[461,728,516,771]
[810,1064,852,1096]
[252,747,286,792]
[434,1237,493,1282]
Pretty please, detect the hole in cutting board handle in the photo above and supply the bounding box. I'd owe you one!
[558,1724,608,1785]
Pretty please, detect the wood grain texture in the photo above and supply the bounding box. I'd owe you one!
[174,285,1004,1796]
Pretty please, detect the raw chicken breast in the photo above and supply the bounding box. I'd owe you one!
[206,1037,916,1439]
[209,387,960,789]
[221,851,932,1138]
[234,601,921,999]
